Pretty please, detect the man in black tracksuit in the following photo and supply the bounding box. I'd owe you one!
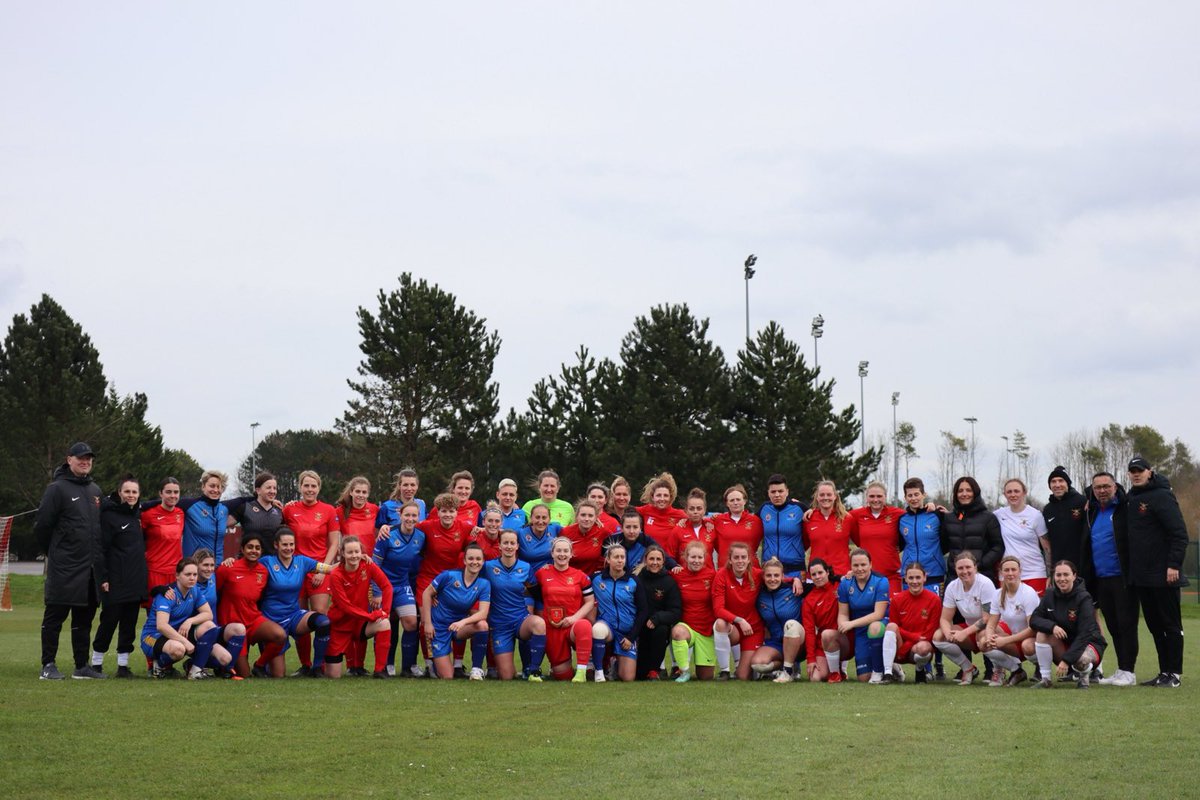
[34,442,105,680]
[1081,472,1140,685]
[1123,456,1189,687]
[1043,466,1088,568]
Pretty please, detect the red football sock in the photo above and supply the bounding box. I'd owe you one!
[296,632,312,667]
[373,630,392,673]
[572,618,593,668]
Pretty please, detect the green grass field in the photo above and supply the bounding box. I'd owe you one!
[2,574,1197,799]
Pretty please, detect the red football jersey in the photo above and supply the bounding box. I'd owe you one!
[636,504,687,549]
[672,564,717,636]
[849,506,904,580]
[215,558,268,625]
[472,531,503,561]
[141,505,185,574]
[711,512,763,568]
[535,564,593,617]
[415,518,474,589]
[283,501,340,561]
[429,499,483,527]
[330,560,392,625]
[669,523,717,564]
[804,511,857,577]
[561,522,606,575]
[802,581,840,662]
[889,587,941,642]
[339,502,379,546]
[597,511,621,535]
[712,565,764,629]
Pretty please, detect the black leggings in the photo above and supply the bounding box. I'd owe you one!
[636,625,672,678]
[92,601,142,656]
[41,602,98,668]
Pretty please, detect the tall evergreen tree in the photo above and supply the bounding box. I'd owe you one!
[338,274,501,493]
[729,321,877,501]
[237,429,361,502]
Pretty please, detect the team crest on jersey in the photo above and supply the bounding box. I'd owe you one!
[200,509,210,518]
[93,496,100,506]
[1067,609,1077,622]
[252,505,261,513]
[703,580,711,589]
[1071,509,1082,519]
[525,535,532,543]
[566,576,575,585]
[834,524,842,533]
[704,533,713,543]
[272,564,279,571]
[1139,503,1149,514]
[598,581,606,590]
[920,608,929,618]
[884,515,893,523]
[314,512,323,521]
[454,580,462,588]
[653,589,664,600]
[492,567,501,574]
[763,512,773,522]
[256,574,264,584]
[744,521,753,530]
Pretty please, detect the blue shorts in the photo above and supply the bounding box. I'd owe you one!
[610,630,637,659]
[490,614,532,655]
[853,618,888,675]
[763,638,784,653]
[266,608,311,638]
[390,582,416,609]
[430,626,461,659]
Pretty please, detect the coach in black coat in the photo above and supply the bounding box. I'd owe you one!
[939,477,1004,578]
[33,443,104,678]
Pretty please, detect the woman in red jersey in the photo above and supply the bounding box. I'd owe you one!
[670,540,718,682]
[636,472,687,549]
[586,483,621,534]
[415,493,476,611]
[141,477,186,605]
[562,500,607,575]
[712,484,763,569]
[474,504,504,561]
[880,561,941,684]
[337,476,379,549]
[669,488,717,565]
[849,482,906,594]
[326,535,392,678]
[804,480,857,578]
[281,470,341,676]
[215,533,286,677]
[802,558,839,682]
[533,537,595,682]
[442,470,483,527]
[712,542,764,680]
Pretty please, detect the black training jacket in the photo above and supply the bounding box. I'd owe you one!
[1043,487,1088,568]
[1030,577,1107,665]
[97,495,149,604]
[1124,473,1190,588]
[34,463,103,605]
[939,496,1004,576]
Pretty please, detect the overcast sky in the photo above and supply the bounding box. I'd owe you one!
[3,3,1198,498]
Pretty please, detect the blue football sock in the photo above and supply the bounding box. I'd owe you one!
[518,638,532,672]
[526,634,546,675]
[592,639,608,672]
[400,630,419,671]
[221,634,246,668]
[471,631,489,670]
[191,627,220,671]
[311,614,331,669]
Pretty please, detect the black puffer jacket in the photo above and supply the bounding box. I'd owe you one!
[1030,577,1107,665]
[635,568,681,632]
[940,496,1004,577]
[96,495,149,604]
[34,463,103,605]
[1043,487,1088,567]
[1081,483,1128,589]
[1125,472,1190,588]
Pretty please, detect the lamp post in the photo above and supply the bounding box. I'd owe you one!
[743,254,756,344]
[858,361,869,456]
[810,315,824,386]
[891,392,900,501]
[963,416,978,475]
[1000,435,1010,479]
[250,422,261,481]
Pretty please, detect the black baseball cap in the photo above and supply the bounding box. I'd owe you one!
[68,442,95,458]
[1127,456,1151,472]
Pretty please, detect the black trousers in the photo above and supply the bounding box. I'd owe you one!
[92,600,142,656]
[1094,576,1140,673]
[1136,586,1183,675]
[41,602,98,668]
[636,625,672,678]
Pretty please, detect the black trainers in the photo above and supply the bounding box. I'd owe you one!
[1141,673,1169,687]
[251,665,270,679]
[453,666,468,680]
[291,665,313,678]
[40,663,65,680]
[372,670,390,679]
[115,666,134,679]
[915,669,927,684]
[715,670,731,681]
[1158,673,1181,688]
[72,665,107,680]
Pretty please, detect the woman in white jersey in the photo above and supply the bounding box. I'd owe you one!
[933,551,996,685]
[993,479,1050,594]
[977,555,1039,686]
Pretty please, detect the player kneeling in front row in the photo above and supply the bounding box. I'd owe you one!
[1028,560,1107,689]
[326,536,393,679]
[533,537,595,682]
[422,542,491,680]
[752,557,805,682]
[880,562,940,684]
[590,543,645,682]
[141,557,244,679]
[826,548,890,683]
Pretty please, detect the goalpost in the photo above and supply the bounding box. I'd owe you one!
[0,516,13,611]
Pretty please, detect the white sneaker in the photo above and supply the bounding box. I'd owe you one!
[1111,670,1137,687]
[773,670,794,683]
[892,664,906,683]
[469,667,484,681]
[868,671,883,684]
[594,670,607,683]
[386,665,396,677]
[408,665,426,678]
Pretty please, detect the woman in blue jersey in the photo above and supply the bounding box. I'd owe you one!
[484,529,546,681]
[421,542,492,680]
[175,470,232,562]
[517,503,559,573]
[141,557,243,679]
[603,510,678,573]
[194,549,218,612]
[752,557,806,682]
[373,500,426,677]
[254,528,334,678]
[590,543,647,682]
[827,548,890,683]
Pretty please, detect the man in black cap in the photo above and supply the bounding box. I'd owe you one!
[1124,456,1189,687]
[1043,466,1088,568]
[33,442,105,680]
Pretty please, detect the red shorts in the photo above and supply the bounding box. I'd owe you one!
[1022,578,1048,596]
[954,622,980,644]
[328,620,369,658]
[144,570,176,607]
[545,627,580,667]
[735,628,764,652]
[886,575,903,596]
[300,570,333,600]
[244,615,271,642]
[895,635,930,663]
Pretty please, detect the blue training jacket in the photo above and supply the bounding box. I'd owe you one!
[898,508,944,579]
[758,500,807,569]
[757,583,803,643]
